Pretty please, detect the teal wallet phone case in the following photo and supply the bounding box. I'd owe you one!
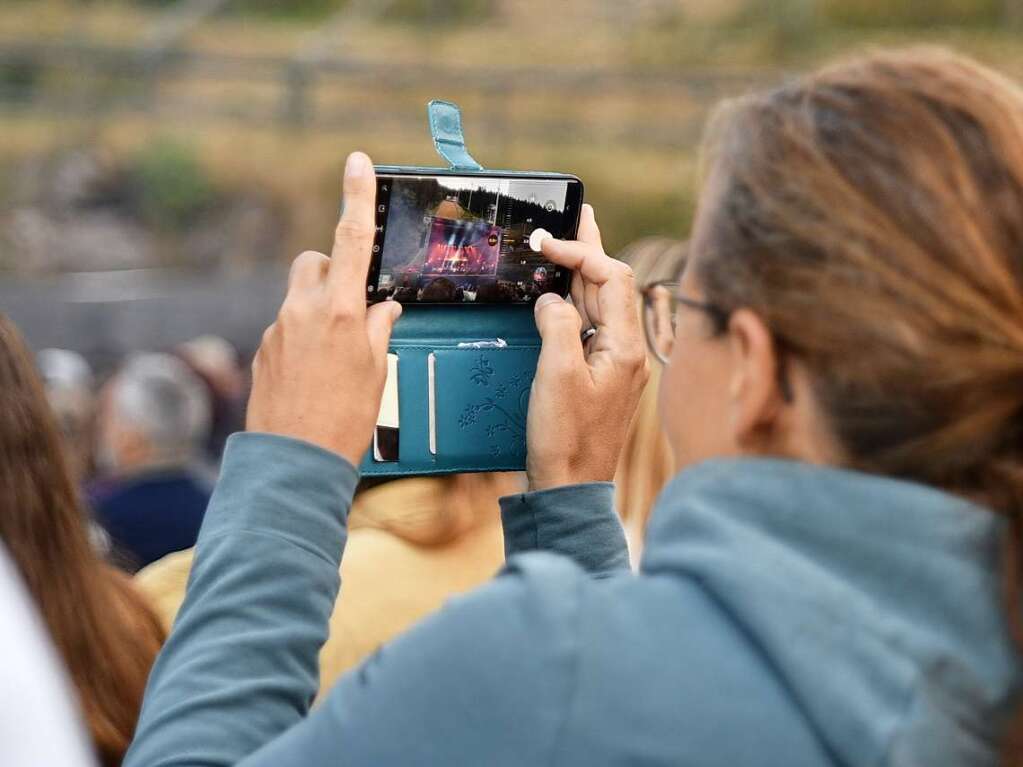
[358,100,572,477]
[359,304,539,476]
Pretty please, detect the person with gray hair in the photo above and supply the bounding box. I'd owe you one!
[36,348,96,483]
[89,353,214,572]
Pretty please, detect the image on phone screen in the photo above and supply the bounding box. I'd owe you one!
[368,174,582,304]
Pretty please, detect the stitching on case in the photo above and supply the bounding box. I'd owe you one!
[386,344,538,351]
[363,464,525,475]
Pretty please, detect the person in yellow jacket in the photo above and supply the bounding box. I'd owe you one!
[136,471,522,691]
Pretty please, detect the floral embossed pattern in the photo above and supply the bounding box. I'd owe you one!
[458,359,532,457]
[470,354,495,386]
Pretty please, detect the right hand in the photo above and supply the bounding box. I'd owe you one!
[246,152,402,467]
[525,204,649,491]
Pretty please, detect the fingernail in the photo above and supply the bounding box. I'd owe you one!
[345,152,369,178]
[529,227,553,253]
[391,301,403,320]
[534,292,562,311]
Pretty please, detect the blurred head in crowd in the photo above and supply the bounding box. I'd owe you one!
[420,277,459,302]
[177,334,243,401]
[35,348,96,482]
[0,314,164,766]
[614,237,683,560]
[97,352,211,473]
[176,334,246,460]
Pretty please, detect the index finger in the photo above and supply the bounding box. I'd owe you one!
[577,204,603,249]
[541,238,616,284]
[328,151,377,302]
[541,247,639,355]
[540,205,612,284]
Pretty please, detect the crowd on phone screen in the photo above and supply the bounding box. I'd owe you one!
[3,45,1023,767]
[377,275,541,304]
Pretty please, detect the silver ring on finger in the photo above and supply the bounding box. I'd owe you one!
[581,327,597,345]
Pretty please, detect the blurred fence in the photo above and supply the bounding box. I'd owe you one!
[0,40,774,150]
[0,267,286,369]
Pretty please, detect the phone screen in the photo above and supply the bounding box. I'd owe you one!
[367,172,583,304]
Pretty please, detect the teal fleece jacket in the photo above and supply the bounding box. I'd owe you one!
[125,433,1021,766]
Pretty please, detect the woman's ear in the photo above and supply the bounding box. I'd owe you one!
[724,309,786,451]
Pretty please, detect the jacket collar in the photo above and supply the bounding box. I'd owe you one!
[642,458,1019,766]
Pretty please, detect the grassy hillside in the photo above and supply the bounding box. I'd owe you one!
[4,0,1023,263]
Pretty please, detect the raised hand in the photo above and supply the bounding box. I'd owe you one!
[526,205,649,490]
[246,152,401,467]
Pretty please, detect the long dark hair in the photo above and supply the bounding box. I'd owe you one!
[0,314,164,766]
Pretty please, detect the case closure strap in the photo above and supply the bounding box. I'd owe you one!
[456,338,508,349]
[427,99,484,171]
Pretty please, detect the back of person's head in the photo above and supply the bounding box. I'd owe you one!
[420,277,458,303]
[36,348,96,482]
[614,238,684,557]
[474,280,500,303]
[696,47,1023,757]
[176,335,240,397]
[177,335,246,461]
[0,315,164,766]
[36,347,94,394]
[702,48,1023,521]
[100,352,211,471]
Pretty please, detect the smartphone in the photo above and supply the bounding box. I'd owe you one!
[367,169,584,305]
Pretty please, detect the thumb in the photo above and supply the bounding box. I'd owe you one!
[366,300,402,358]
[534,293,586,379]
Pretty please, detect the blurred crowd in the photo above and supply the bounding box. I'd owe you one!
[43,337,243,572]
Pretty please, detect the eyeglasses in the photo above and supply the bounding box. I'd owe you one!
[640,281,730,365]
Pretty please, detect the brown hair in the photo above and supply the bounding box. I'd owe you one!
[0,314,164,766]
[614,237,684,553]
[698,47,1023,760]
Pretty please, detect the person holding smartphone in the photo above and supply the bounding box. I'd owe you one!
[127,48,1023,766]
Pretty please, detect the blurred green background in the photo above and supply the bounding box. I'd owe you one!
[2,0,1023,354]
